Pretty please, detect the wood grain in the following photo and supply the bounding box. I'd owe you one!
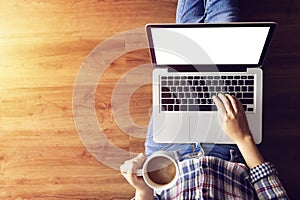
[0,0,175,199]
[0,0,299,199]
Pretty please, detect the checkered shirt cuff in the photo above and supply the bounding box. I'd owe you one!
[250,162,278,184]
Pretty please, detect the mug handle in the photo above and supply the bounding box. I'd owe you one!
[135,169,143,177]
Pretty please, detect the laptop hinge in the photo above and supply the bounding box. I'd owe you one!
[167,65,248,72]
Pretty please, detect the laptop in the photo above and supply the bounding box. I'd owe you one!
[145,22,276,144]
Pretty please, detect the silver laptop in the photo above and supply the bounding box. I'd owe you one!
[146,22,276,144]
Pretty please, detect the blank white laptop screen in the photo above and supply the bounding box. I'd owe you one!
[151,27,270,65]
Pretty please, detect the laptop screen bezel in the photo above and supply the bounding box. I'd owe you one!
[145,22,277,71]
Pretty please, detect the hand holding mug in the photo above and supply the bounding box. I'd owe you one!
[120,151,179,191]
[120,153,151,193]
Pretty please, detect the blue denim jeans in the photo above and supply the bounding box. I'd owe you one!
[176,0,240,23]
[145,0,244,163]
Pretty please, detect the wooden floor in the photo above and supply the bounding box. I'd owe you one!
[0,0,299,199]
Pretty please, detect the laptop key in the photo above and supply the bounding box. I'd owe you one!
[248,86,254,91]
[162,87,170,92]
[228,86,234,92]
[172,92,178,98]
[206,80,212,85]
[212,80,218,85]
[204,93,210,98]
[162,99,174,104]
[189,105,218,111]
[198,93,203,98]
[243,93,254,98]
[196,87,202,92]
[168,105,173,111]
[236,93,242,98]
[180,80,186,85]
[225,80,231,85]
[207,99,213,104]
[162,105,167,111]
[180,105,187,111]
[240,99,254,104]
[245,80,254,85]
[221,86,227,92]
[208,86,215,92]
[248,108,254,112]
[235,86,241,92]
[162,93,171,98]
[179,93,184,98]
[188,105,200,111]
[187,80,193,85]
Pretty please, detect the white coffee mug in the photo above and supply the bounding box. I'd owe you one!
[136,151,179,190]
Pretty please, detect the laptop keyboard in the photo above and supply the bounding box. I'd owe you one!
[160,75,255,112]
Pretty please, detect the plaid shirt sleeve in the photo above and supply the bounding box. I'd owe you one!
[250,162,289,200]
[132,160,289,200]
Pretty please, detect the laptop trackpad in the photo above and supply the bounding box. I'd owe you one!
[189,115,224,142]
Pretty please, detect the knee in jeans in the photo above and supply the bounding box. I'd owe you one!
[229,149,236,162]
[229,149,245,163]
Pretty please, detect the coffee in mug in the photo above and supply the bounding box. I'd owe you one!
[136,151,179,190]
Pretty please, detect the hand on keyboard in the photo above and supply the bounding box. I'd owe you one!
[213,93,252,143]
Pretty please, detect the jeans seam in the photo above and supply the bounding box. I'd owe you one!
[178,0,186,23]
